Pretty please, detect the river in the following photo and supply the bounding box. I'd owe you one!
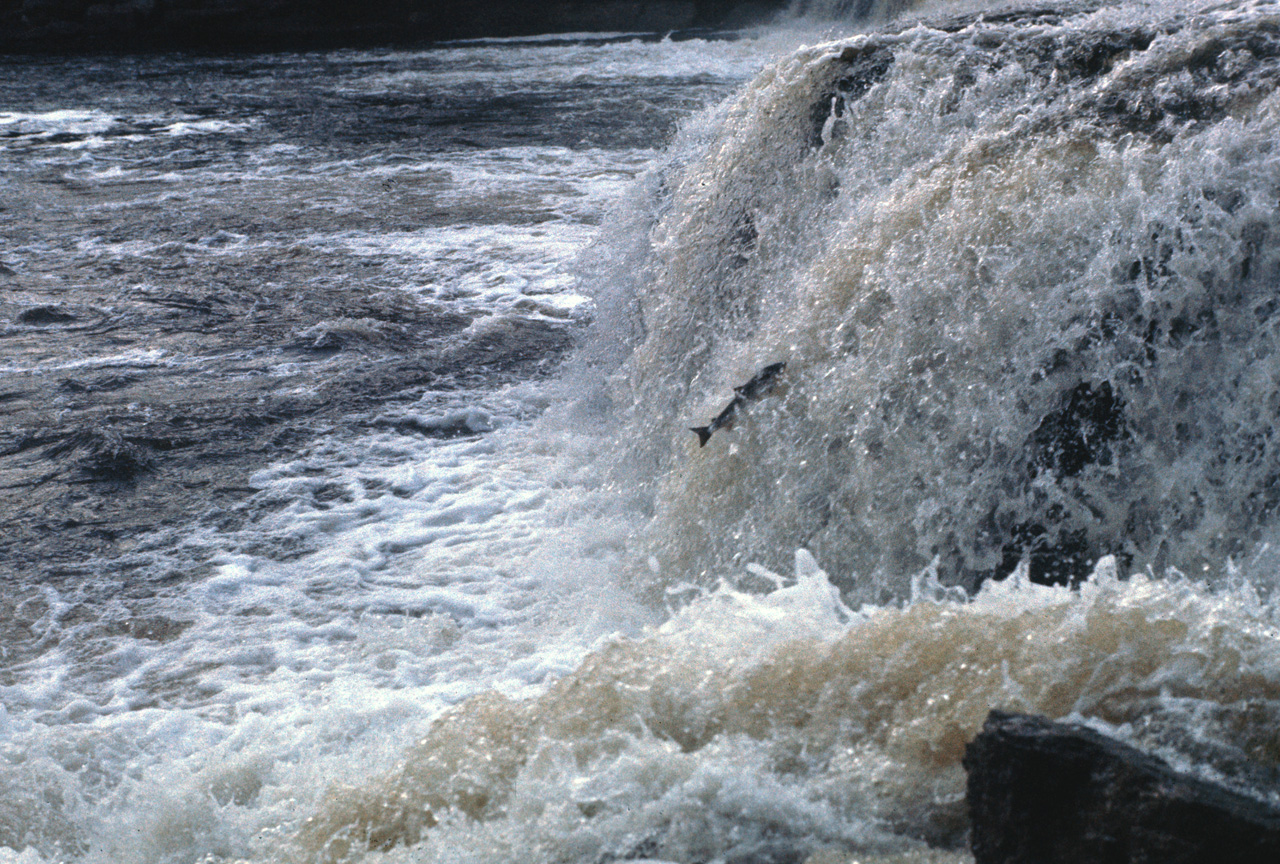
[2,1,1279,862]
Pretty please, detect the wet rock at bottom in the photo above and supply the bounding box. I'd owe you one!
[964,710,1280,864]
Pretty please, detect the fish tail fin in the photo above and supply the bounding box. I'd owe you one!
[690,426,712,447]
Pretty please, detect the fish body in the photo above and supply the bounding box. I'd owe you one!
[690,362,786,447]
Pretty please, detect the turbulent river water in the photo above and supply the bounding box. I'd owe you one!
[3,1,1280,862]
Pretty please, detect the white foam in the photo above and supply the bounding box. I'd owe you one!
[0,386,658,859]
[0,347,172,376]
[331,222,593,312]
[161,118,253,137]
[0,109,117,137]
[0,110,254,154]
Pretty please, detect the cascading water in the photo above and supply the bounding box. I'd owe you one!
[296,2,1280,862]
[588,0,1280,600]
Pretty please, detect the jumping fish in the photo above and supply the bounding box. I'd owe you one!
[689,361,786,447]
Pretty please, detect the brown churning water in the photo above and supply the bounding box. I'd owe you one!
[299,556,1280,862]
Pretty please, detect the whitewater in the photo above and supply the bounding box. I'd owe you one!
[2,0,1280,862]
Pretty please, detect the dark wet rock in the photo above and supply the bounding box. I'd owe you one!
[1029,381,1126,480]
[981,381,1128,586]
[810,44,894,146]
[964,711,1280,864]
[0,0,789,52]
[994,520,1093,587]
[16,304,76,324]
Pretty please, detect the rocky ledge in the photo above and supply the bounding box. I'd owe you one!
[0,0,787,53]
[964,711,1280,863]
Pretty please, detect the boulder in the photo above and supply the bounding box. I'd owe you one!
[964,711,1280,864]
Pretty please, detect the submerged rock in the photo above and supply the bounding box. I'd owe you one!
[990,381,1128,587]
[964,711,1280,864]
[44,428,156,481]
[16,305,76,325]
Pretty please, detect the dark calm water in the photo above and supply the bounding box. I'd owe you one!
[3,2,1280,863]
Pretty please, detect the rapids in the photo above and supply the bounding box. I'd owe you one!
[297,1,1280,861]
[3,1,1280,863]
